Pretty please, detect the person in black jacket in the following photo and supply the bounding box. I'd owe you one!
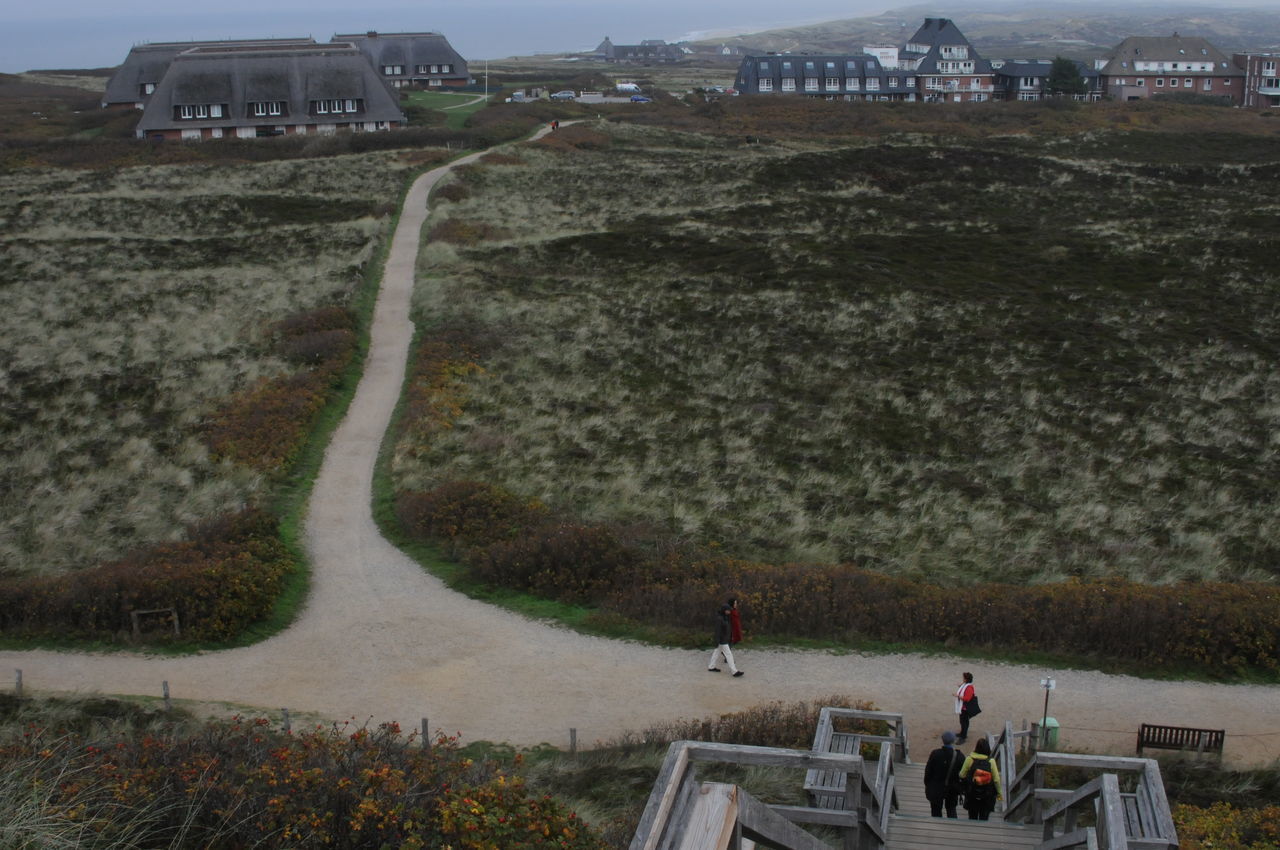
[923,730,964,817]
[707,604,744,677]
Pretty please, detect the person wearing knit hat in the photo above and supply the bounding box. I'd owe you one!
[923,730,964,818]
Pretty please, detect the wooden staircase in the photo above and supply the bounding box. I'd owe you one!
[886,762,1041,850]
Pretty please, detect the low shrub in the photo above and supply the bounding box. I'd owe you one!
[628,695,878,750]
[205,306,356,472]
[0,509,294,643]
[0,712,604,849]
[1174,802,1280,849]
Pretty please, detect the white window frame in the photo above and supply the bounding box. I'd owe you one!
[1203,78,1212,90]
[210,104,223,118]
[846,78,859,90]
[825,76,840,89]
[253,102,267,117]
[888,76,898,88]
[143,83,155,95]
[1136,78,1145,87]
[345,99,357,112]
[1184,78,1192,87]
[316,100,329,114]
[179,105,194,119]
[268,101,282,116]
[804,77,818,91]
[194,104,208,118]
[758,78,773,92]
[781,78,795,92]
[1156,78,1164,87]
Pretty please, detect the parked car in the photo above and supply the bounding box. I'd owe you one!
[630,95,652,102]
[550,90,576,101]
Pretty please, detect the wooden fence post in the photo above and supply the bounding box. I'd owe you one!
[422,717,431,751]
[162,681,171,712]
[569,728,577,756]
[282,708,291,734]
[14,669,22,699]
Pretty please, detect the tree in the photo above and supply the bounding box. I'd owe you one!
[1046,56,1088,97]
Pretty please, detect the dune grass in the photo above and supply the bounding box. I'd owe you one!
[0,152,413,578]
[392,118,1280,587]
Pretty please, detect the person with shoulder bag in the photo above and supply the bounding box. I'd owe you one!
[954,671,980,743]
[923,730,965,818]
[959,738,1001,821]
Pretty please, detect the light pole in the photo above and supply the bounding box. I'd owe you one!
[1040,676,1056,749]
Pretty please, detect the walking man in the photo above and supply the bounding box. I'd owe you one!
[708,603,744,677]
[923,731,964,818]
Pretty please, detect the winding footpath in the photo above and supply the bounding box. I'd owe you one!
[4,130,1280,764]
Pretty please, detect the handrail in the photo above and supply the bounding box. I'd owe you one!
[631,740,885,850]
[1000,750,1177,850]
[813,706,909,763]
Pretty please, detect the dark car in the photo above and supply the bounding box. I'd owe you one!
[630,95,652,102]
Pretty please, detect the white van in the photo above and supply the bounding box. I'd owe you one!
[615,82,641,94]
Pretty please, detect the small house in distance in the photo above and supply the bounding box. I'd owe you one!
[990,59,1101,101]
[135,42,405,140]
[594,37,684,63]
[102,38,316,108]
[333,31,469,88]
[1097,34,1244,103]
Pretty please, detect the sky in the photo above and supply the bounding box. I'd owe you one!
[3,0,895,73]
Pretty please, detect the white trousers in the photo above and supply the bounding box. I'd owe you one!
[708,644,738,674]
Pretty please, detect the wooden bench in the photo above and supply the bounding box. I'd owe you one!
[1136,723,1224,757]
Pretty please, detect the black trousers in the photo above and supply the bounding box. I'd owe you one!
[928,790,959,818]
[958,710,971,739]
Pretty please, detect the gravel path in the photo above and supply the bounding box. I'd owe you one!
[4,133,1279,764]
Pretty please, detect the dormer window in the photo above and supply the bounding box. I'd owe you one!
[175,103,225,120]
[248,101,287,118]
[141,83,156,96]
[381,65,404,75]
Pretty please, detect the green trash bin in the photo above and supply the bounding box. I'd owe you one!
[1041,717,1060,750]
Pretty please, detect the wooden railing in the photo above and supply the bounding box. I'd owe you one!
[989,719,1037,812]
[1002,752,1178,850]
[804,707,905,818]
[630,740,893,850]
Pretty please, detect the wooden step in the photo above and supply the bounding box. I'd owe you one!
[885,813,1042,850]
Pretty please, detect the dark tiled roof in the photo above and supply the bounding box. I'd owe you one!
[1099,35,1242,76]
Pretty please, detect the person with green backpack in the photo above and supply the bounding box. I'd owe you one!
[959,738,1002,821]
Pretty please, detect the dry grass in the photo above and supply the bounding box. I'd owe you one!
[395,118,1280,586]
[0,152,411,575]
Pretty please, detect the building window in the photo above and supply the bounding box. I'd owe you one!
[846,78,859,90]
[194,104,208,118]
[1203,79,1212,90]
[845,60,858,72]
[865,78,879,91]
[825,77,840,89]
[249,101,287,118]
[210,104,222,118]
[758,78,772,92]
[1136,78,1145,87]
[1224,78,1231,85]
[382,65,403,75]
[804,77,818,91]
[1018,92,1038,101]
[758,61,770,73]
[888,76,898,87]
[416,65,427,74]
[927,76,942,89]
[1265,61,1277,73]
[179,105,194,119]
[804,61,815,71]
[141,83,156,95]
[1156,78,1164,86]
[825,61,836,71]
[781,78,795,92]
[780,61,792,72]
[1021,76,1036,88]
[1184,78,1192,87]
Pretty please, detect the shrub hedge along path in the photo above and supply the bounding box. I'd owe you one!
[3,125,1280,765]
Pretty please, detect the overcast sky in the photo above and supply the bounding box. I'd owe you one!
[4,0,1268,74]
[3,0,892,73]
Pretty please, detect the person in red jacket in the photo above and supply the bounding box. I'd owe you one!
[728,597,743,645]
[954,671,976,743]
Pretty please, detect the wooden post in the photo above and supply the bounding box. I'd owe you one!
[422,717,431,751]
[842,766,864,850]
[161,680,171,712]
[1020,719,1028,755]
[569,728,577,756]
[282,708,291,734]
[14,669,22,699]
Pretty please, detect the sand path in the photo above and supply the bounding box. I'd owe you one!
[4,129,1279,764]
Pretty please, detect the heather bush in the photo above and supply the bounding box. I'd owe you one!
[1174,802,1280,849]
[0,709,605,849]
